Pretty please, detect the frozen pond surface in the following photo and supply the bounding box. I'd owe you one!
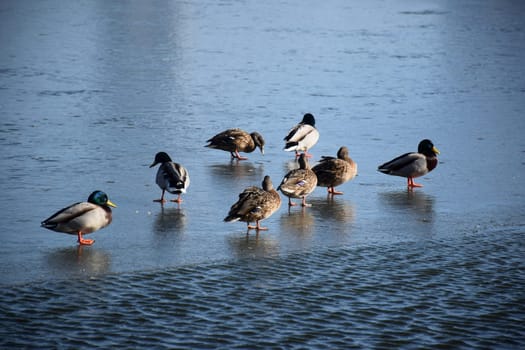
[1,0,524,348]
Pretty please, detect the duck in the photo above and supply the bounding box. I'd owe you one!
[205,128,265,160]
[312,146,358,195]
[278,153,318,207]
[224,175,281,231]
[41,190,116,245]
[150,151,190,203]
[377,139,440,188]
[283,113,320,158]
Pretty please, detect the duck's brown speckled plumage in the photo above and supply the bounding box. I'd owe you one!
[224,175,281,230]
[206,128,265,160]
[312,146,357,195]
[278,154,318,207]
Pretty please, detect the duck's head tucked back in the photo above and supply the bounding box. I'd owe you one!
[150,152,172,168]
[418,139,440,157]
[301,113,316,126]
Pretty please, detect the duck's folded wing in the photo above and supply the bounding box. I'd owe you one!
[378,152,424,173]
[231,187,264,215]
[163,163,189,189]
[41,202,96,227]
[284,124,316,142]
[207,129,245,147]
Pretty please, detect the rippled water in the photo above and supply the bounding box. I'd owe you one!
[1,0,524,348]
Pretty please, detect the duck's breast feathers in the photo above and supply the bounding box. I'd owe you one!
[206,128,252,151]
[378,152,428,177]
[158,162,190,193]
[427,157,438,172]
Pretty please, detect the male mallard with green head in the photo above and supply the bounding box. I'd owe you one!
[378,139,440,188]
[278,154,318,207]
[224,175,281,231]
[312,146,357,195]
[41,190,116,245]
[150,151,190,203]
[206,128,265,160]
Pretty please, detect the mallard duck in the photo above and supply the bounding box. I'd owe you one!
[312,146,357,195]
[378,139,440,188]
[283,113,320,158]
[206,128,265,160]
[278,154,318,207]
[41,190,116,245]
[224,175,281,231]
[150,151,190,203]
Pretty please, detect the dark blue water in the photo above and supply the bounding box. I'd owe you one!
[1,0,524,348]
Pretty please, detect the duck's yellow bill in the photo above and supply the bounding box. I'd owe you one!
[107,200,117,208]
[432,146,440,155]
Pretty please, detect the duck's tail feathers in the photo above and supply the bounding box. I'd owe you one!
[224,215,240,223]
[284,141,299,151]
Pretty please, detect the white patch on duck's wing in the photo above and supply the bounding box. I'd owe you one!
[250,206,262,214]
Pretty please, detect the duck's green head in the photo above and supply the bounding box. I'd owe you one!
[88,190,117,208]
[418,139,440,157]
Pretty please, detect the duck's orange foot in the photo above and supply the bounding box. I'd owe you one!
[77,232,94,245]
[248,224,268,231]
[170,197,183,203]
[301,197,312,207]
[288,201,297,207]
[408,183,423,188]
[407,178,423,188]
[234,151,248,160]
[328,187,344,195]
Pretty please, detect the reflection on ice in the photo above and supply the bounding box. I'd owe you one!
[378,189,435,218]
[208,161,265,181]
[153,206,187,235]
[226,232,280,259]
[46,245,111,278]
[309,196,356,224]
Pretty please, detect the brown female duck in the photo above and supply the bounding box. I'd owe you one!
[224,175,281,231]
[312,146,357,195]
[278,154,318,207]
[206,128,265,160]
